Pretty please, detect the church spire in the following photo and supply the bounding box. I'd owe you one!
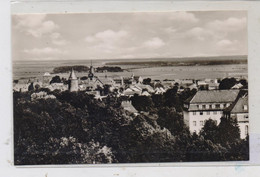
[69,68,77,80]
[88,60,95,80]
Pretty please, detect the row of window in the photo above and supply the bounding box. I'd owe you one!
[192,120,218,127]
[192,111,219,115]
[197,103,230,110]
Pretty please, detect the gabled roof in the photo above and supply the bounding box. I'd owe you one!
[189,90,240,104]
[43,72,51,76]
[230,94,248,113]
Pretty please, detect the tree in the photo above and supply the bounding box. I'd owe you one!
[200,119,219,143]
[143,78,151,85]
[50,75,62,84]
[217,117,241,146]
[164,86,180,110]
[156,107,186,136]
[130,94,154,112]
[219,77,237,90]
[28,82,34,91]
[81,76,88,80]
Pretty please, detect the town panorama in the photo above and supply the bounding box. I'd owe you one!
[12,11,249,164]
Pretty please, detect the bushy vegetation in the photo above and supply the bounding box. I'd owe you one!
[53,65,89,73]
[219,77,248,90]
[96,66,123,72]
[13,88,249,165]
[52,65,123,74]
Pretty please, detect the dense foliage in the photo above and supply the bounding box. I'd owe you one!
[13,89,249,165]
[95,66,123,72]
[53,65,90,73]
[219,77,248,90]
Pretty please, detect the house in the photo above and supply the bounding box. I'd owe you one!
[31,91,56,100]
[136,83,155,93]
[141,91,151,96]
[123,88,141,96]
[224,94,249,139]
[154,87,166,95]
[208,82,219,90]
[121,100,138,115]
[197,80,209,90]
[48,83,68,91]
[231,83,244,90]
[183,90,240,134]
[13,83,30,92]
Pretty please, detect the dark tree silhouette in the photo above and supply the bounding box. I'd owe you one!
[50,75,62,84]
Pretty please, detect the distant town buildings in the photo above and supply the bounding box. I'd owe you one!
[12,62,249,139]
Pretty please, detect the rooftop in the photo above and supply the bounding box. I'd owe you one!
[189,90,240,104]
[229,94,248,113]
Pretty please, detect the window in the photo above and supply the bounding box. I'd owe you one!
[193,112,196,115]
[213,111,217,115]
[193,121,197,126]
[216,104,220,108]
[202,105,206,109]
[243,105,248,111]
[245,125,248,136]
[200,121,204,126]
[209,105,212,109]
[200,111,203,115]
[207,111,210,115]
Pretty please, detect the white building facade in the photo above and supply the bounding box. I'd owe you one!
[224,94,249,139]
[183,90,240,134]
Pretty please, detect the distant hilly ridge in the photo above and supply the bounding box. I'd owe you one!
[106,55,247,67]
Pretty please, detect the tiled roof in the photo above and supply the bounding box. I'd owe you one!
[230,95,248,113]
[189,90,239,104]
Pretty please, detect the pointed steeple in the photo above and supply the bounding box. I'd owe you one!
[88,60,95,80]
[69,68,77,80]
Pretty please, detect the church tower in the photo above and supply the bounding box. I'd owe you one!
[88,60,95,80]
[68,68,78,92]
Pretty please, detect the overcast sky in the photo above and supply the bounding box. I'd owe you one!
[12,11,247,61]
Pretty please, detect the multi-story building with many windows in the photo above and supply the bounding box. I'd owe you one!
[223,94,249,139]
[183,90,240,134]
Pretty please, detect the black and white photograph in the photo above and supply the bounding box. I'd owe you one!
[12,11,249,165]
